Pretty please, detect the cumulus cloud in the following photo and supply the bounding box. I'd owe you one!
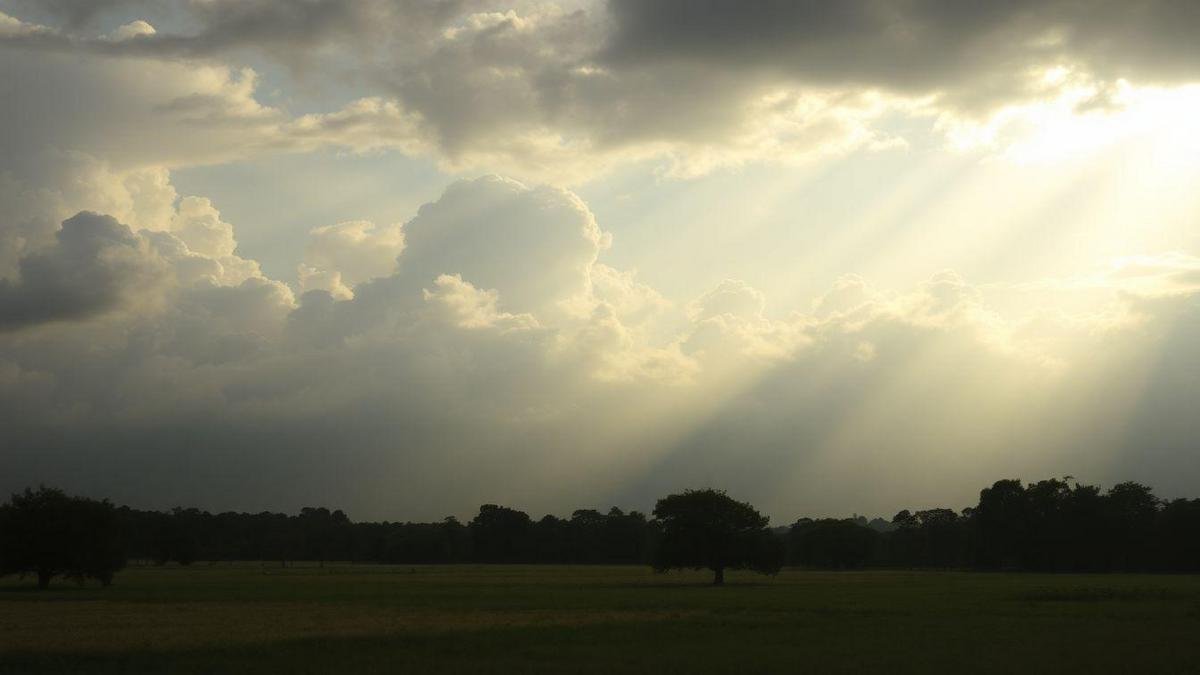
[3,157,1197,517]
[0,151,285,332]
[287,176,627,354]
[0,212,165,330]
[690,279,766,321]
[394,176,608,315]
[0,150,178,277]
[106,20,155,42]
[423,273,539,332]
[3,1,1200,519]
[297,220,405,299]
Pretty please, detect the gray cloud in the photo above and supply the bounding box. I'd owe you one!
[0,0,475,59]
[0,212,164,330]
[604,0,1200,109]
[5,0,1197,181]
[9,0,1198,179]
[1,0,149,29]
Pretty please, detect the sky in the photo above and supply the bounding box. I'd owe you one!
[1,0,1199,523]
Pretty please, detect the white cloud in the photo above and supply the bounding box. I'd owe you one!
[388,175,609,317]
[106,19,155,42]
[0,150,287,335]
[298,220,405,298]
[690,279,766,321]
[423,273,538,331]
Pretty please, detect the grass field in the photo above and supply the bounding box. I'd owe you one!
[2,565,1199,674]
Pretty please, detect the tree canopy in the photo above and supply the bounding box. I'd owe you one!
[0,486,126,589]
[4,476,1199,579]
[651,489,783,584]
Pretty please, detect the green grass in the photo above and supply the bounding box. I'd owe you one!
[2,565,1199,674]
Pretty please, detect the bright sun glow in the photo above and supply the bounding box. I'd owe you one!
[941,71,1200,167]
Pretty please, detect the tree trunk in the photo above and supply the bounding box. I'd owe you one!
[37,570,52,590]
[713,566,725,586]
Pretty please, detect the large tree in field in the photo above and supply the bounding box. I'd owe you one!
[0,487,126,589]
[652,489,783,585]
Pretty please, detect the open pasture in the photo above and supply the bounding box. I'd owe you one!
[2,565,1199,673]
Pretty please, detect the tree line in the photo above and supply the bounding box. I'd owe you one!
[3,477,1200,588]
[791,479,1200,572]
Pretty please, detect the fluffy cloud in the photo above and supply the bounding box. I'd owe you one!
[2,156,1198,517]
[3,2,1200,518]
[286,175,655,379]
[423,273,538,332]
[0,212,165,330]
[0,150,176,277]
[0,151,288,336]
[690,279,766,321]
[297,220,405,299]
[394,176,608,315]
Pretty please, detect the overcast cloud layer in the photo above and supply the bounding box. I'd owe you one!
[1,0,1198,520]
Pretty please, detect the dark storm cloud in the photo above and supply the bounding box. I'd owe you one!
[605,0,1023,83]
[12,1,1197,99]
[603,0,1200,110]
[0,212,163,331]
[612,2,1185,110]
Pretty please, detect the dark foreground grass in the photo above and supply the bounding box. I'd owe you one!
[2,565,1199,674]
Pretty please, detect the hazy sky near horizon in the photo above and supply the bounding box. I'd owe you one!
[1,0,1199,522]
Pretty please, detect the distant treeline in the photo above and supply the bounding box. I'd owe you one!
[112,477,1200,572]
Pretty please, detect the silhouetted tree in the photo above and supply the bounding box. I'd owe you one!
[970,479,1029,569]
[379,517,470,563]
[0,487,125,588]
[914,508,965,567]
[651,489,783,585]
[1159,498,1200,571]
[533,514,569,562]
[789,518,878,569]
[1020,478,1107,571]
[1103,482,1159,571]
[602,507,653,564]
[9,475,1194,574]
[298,507,351,566]
[470,504,534,562]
